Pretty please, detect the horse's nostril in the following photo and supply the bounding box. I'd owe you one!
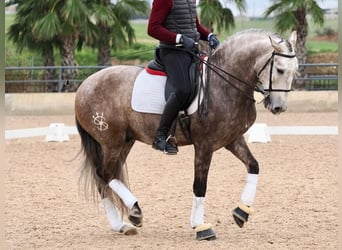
[272,107,285,114]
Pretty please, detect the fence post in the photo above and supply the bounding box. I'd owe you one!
[58,67,63,92]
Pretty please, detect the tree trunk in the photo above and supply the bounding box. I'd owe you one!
[97,25,112,67]
[42,44,57,92]
[59,36,78,91]
[294,8,308,89]
[98,42,111,66]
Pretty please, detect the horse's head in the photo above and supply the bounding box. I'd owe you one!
[256,31,298,114]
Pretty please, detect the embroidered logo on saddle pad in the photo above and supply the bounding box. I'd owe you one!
[131,58,207,115]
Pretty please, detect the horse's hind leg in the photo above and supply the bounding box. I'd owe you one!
[76,118,141,235]
[102,192,138,235]
[101,139,143,234]
[107,179,143,228]
[112,139,143,228]
[225,135,259,228]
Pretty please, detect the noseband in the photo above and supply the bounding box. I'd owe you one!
[256,51,296,96]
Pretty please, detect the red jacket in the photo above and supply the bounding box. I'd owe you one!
[147,0,211,44]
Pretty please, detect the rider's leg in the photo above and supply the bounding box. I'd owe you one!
[152,92,182,154]
[152,49,193,154]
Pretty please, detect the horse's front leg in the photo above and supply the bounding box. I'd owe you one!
[191,146,216,241]
[225,135,259,228]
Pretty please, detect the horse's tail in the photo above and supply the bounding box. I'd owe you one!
[76,117,127,214]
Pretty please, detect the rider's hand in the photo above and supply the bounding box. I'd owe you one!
[208,33,220,49]
[180,35,196,49]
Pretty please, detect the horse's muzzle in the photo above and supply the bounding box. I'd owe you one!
[271,106,287,114]
[263,96,287,114]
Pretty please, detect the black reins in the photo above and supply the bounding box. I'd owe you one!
[197,53,256,102]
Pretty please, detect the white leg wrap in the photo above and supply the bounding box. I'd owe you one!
[102,198,124,232]
[108,179,138,210]
[241,174,259,206]
[190,196,205,228]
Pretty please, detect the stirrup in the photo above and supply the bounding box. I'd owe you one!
[152,135,178,154]
[166,134,177,146]
[164,135,178,154]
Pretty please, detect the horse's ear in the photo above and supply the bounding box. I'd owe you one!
[288,30,297,50]
[269,35,282,52]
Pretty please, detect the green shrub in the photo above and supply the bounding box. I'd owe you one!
[315,27,337,36]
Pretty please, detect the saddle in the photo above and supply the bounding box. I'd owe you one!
[145,58,166,76]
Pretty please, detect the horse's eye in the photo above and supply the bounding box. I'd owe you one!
[277,68,284,74]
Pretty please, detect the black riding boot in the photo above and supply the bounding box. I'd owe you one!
[152,93,181,154]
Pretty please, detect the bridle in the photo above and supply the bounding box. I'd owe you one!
[255,51,296,97]
[196,48,297,102]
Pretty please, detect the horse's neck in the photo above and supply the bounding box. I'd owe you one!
[209,47,259,96]
[205,42,270,120]
[218,35,276,86]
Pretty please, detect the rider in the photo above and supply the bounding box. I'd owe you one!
[147,0,220,154]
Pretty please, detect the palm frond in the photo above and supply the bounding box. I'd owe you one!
[92,5,116,26]
[274,11,298,33]
[307,0,324,26]
[33,12,62,40]
[61,0,90,25]
[217,8,235,33]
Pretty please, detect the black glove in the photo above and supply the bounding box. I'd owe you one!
[180,35,196,49]
[208,34,220,49]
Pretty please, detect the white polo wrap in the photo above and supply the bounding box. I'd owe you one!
[241,174,259,206]
[190,196,205,228]
[102,198,124,232]
[108,179,138,209]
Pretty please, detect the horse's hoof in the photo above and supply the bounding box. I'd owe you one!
[232,213,245,228]
[232,205,253,228]
[194,223,216,241]
[128,214,143,227]
[128,202,143,227]
[119,224,138,236]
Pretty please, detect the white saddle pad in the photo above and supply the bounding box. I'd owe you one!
[131,69,205,115]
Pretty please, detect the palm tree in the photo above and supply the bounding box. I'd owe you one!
[264,0,324,87]
[198,0,246,52]
[88,0,149,66]
[32,0,96,90]
[199,0,246,33]
[7,0,58,91]
[7,0,149,90]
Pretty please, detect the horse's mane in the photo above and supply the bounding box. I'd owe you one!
[230,28,273,37]
[220,28,293,53]
[222,29,272,47]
